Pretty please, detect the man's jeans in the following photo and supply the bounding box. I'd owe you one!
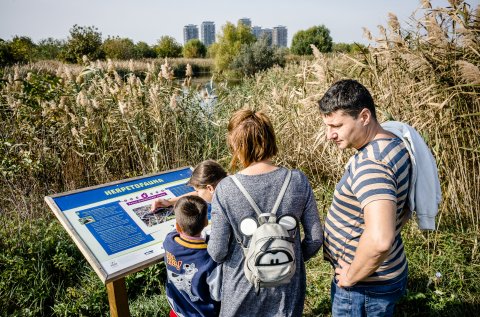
[331,271,407,317]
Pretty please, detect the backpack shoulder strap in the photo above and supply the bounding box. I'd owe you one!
[230,169,292,218]
[230,175,263,216]
[270,169,292,216]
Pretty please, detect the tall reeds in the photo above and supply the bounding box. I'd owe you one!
[244,2,480,232]
[1,3,477,230]
[0,58,223,221]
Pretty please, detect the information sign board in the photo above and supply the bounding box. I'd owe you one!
[45,167,194,283]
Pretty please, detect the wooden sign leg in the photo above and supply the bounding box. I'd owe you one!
[107,278,131,317]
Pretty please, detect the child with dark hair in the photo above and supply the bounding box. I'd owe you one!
[163,195,221,317]
[151,160,227,217]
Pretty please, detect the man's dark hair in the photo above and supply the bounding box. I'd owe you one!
[318,79,377,119]
[174,196,208,236]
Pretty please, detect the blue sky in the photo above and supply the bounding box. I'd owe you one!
[0,0,474,46]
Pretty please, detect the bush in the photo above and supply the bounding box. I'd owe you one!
[102,37,136,60]
[183,39,207,58]
[0,39,15,66]
[9,36,37,63]
[291,25,333,55]
[0,36,37,65]
[35,38,65,60]
[332,42,367,54]
[134,41,156,59]
[209,22,256,74]
[154,36,182,58]
[0,214,171,317]
[61,25,105,63]
[231,37,286,76]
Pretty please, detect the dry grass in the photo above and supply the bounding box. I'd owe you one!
[8,57,214,79]
[1,58,222,216]
[250,2,480,233]
[1,2,478,230]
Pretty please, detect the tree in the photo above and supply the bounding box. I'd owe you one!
[35,38,65,60]
[332,42,352,53]
[134,41,156,58]
[182,39,207,58]
[332,42,367,54]
[9,36,36,63]
[230,37,286,76]
[154,36,182,58]
[291,25,333,55]
[61,25,105,63]
[102,36,136,60]
[210,22,256,73]
[0,39,14,66]
[350,43,367,53]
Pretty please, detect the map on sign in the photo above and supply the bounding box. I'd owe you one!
[45,167,194,283]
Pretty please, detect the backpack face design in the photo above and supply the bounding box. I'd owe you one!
[256,250,292,266]
[239,214,298,291]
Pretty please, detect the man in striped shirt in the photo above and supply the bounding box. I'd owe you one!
[318,79,411,317]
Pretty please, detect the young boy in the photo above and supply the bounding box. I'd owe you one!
[163,196,221,317]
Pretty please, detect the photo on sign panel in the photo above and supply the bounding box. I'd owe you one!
[132,205,175,227]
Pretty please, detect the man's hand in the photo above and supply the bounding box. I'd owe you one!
[339,200,396,284]
[335,258,356,288]
[150,198,172,212]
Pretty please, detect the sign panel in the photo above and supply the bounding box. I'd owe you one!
[45,167,194,283]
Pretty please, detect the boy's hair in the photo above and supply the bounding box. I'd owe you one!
[227,109,278,170]
[174,196,208,236]
[317,79,377,120]
[187,160,227,189]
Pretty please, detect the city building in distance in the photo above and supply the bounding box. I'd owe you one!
[262,28,273,46]
[252,26,262,38]
[183,24,199,44]
[183,18,287,47]
[253,26,273,46]
[273,26,288,47]
[201,21,215,46]
[238,17,252,28]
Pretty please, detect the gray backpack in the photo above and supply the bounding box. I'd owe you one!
[231,170,299,293]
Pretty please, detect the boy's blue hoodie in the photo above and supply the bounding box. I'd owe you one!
[163,230,221,317]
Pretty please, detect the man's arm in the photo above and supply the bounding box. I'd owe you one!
[336,199,396,287]
[300,173,323,261]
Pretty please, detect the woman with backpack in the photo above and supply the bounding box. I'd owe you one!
[207,108,323,317]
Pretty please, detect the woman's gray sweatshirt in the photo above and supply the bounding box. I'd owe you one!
[207,167,323,317]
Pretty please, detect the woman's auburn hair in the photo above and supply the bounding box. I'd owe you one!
[227,108,278,170]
